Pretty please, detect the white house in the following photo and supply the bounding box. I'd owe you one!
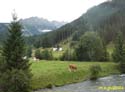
[53,48,57,51]
[59,48,63,51]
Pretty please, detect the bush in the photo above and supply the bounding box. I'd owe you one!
[46,83,53,89]
[35,49,42,59]
[118,62,125,73]
[89,64,102,80]
[41,49,53,60]
[60,49,76,61]
[35,49,53,60]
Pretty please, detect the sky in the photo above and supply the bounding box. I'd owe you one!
[0,0,107,23]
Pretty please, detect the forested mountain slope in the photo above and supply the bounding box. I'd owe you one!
[29,0,125,47]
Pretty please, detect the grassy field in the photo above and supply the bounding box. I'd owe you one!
[31,61,119,90]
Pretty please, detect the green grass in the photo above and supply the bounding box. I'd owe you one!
[52,51,64,59]
[31,61,119,90]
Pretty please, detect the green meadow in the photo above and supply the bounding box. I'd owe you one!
[31,61,119,90]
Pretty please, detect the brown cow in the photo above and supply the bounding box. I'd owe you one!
[69,64,77,72]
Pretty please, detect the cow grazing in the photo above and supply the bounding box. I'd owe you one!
[69,64,77,72]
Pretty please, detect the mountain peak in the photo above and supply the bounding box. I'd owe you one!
[0,17,67,37]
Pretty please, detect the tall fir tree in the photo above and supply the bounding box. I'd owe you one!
[0,13,32,92]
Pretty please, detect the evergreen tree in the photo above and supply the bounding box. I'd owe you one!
[25,46,32,58]
[75,32,108,61]
[0,46,2,56]
[112,32,125,63]
[0,13,32,92]
[112,32,125,73]
[42,36,51,48]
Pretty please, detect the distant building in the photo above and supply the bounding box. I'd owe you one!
[59,48,63,51]
[52,47,63,51]
[23,56,27,59]
[53,48,57,51]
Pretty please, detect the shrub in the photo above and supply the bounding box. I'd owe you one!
[35,49,53,60]
[118,62,125,73]
[41,49,53,60]
[89,64,102,80]
[46,83,53,89]
[60,49,76,61]
[35,49,42,59]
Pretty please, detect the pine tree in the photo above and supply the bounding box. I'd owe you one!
[0,13,32,92]
[25,46,32,58]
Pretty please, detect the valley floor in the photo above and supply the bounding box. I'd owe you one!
[31,60,119,90]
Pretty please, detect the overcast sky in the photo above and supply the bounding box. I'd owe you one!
[0,0,107,23]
